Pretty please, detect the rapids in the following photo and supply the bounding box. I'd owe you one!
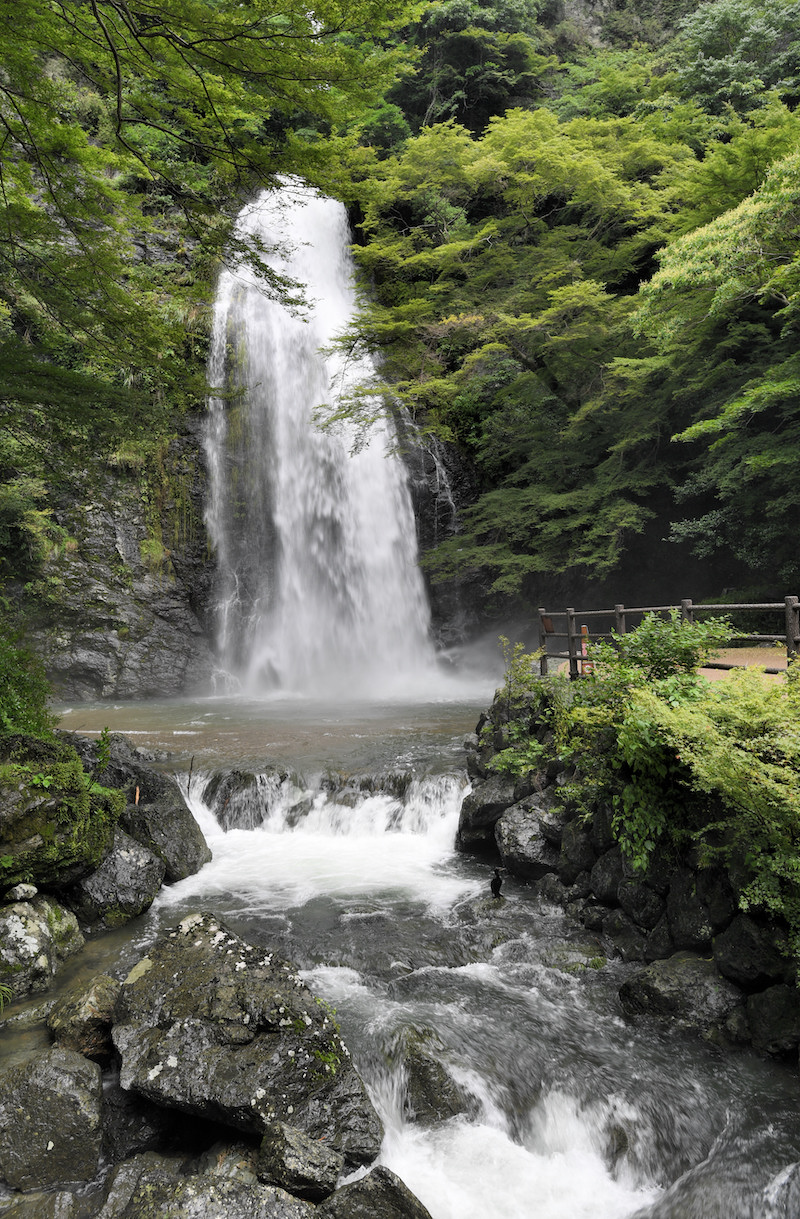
[55,695,800,1219]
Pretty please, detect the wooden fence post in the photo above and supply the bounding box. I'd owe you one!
[567,607,578,680]
[615,603,626,635]
[681,598,694,624]
[538,607,549,676]
[785,595,799,660]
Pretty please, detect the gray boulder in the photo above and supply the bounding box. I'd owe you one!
[111,912,383,1167]
[257,1122,343,1201]
[713,914,789,991]
[63,827,165,930]
[746,984,800,1056]
[47,974,122,1062]
[0,1046,103,1190]
[0,1191,87,1218]
[318,1165,434,1219]
[456,777,517,851]
[494,802,560,881]
[619,953,745,1035]
[0,897,84,999]
[95,1154,314,1219]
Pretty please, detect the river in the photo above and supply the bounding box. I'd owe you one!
[55,693,800,1219]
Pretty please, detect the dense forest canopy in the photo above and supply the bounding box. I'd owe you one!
[2,0,800,632]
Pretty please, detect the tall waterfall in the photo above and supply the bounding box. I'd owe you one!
[205,183,435,697]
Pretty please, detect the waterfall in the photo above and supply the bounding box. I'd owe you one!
[205,182,434,697]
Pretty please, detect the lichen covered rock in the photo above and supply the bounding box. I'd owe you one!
[112,912,383,1167]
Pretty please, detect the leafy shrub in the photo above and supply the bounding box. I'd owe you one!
[0,625,55,736]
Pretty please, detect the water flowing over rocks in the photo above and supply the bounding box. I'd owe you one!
[461,693,800,1058]
[0,909,439,1217]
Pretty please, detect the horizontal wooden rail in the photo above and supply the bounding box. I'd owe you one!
[538,596,799,680]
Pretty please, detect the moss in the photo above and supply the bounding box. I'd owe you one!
[0,733,122,890]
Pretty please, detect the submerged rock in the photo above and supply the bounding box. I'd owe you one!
[111,911,383,1167]
[0,1046,103,1190]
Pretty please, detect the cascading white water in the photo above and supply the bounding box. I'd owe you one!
[205,182,434,697]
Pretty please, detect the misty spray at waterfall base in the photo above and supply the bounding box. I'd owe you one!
[205,183,435,698]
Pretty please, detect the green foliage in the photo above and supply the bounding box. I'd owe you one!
[0,627,56,737]
[0,982,12,1014]
[673,0,800,114]
[486,615,800,953]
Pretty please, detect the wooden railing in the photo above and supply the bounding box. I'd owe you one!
[537,596,800,679]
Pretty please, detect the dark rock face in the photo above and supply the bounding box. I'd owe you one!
[111,912,383,1167]
[34,414,215,700]
[619,954,745,1035]
[47,974,122,1062]
[257,1122,343,1201]
[618,878,665,931]
[201,767,296,831]
[399,1028,471,1125]
[495,802,561,880]
[0,1046,103,1190]
[0,896,84,999]
[456,776,517,851]
[713,915,789,991]
[665,869,714,951]
[558,821,596,886]
[590,847,624,906]
[746,985,800,1056]
[318,1165,434,1219]
[63,827,166,930]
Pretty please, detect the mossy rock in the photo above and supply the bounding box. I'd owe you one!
[0,733,122,892]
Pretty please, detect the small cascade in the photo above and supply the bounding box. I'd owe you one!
[199,766,466,839]
[204,182,435,697]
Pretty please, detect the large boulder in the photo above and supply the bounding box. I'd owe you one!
[318,1165,434,1219]
[713,914,790,991]
[494,802,560,881]
[618,953,745,1036]
[61,828,165,930]
[0,896,84,999]
[94,1153,315,1219]
[397,1028,471,1125]
[65,733,211,881]
[0,735,120,893]
[47,974,122,1062]
[0,1046,103,1190]
[456,777,516,852]
[111,912,383,1167]
[590,847,624,906]
[746,984,800,1056]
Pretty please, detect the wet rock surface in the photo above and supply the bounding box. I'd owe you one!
[111,912,383,1167]
[0,1046,103,1190]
